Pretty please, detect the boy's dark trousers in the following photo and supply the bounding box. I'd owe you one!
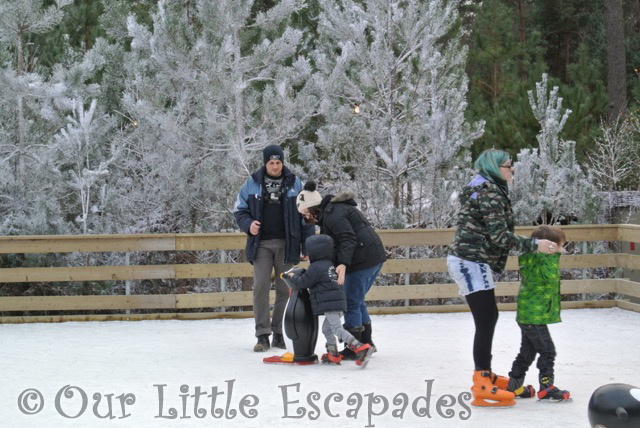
[509,323,557,385]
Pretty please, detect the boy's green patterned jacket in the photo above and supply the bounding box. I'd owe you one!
[448,175,536,273]
[516,252,562,325]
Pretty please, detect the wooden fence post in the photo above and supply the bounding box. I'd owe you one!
[582,242,588,301]
[220,250,227,312]
[125,252,131,315]
[404,246,410,307]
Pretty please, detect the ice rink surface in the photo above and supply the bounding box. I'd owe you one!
[1,307,638,427]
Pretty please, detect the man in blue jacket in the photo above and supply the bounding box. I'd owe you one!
[233,145,314,352]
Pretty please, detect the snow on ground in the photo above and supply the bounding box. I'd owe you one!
[1,307,638,428]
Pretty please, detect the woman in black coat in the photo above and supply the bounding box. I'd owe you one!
[296,181,386,359]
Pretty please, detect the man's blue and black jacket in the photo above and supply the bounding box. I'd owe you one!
[233,166,314,264]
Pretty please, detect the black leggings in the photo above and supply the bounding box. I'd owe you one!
[465,289,499,371]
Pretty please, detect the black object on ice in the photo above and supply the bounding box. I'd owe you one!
[281,268,318,363]
[588,383,640,428]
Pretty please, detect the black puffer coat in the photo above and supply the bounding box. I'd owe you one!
[317,192,386,273]
[288,234,347,315]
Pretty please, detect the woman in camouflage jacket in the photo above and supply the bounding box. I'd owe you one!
[447,149,557,407]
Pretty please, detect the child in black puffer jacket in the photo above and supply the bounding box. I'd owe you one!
[287,234,373,367]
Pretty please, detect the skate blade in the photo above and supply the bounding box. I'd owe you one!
[538,397,572,403]
[471,398,516,407]
[356,347,375,369]
[537,389,571,402]
[320,356,341,365]
[263,354,317,365]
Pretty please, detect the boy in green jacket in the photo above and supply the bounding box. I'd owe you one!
[507,225,571,401]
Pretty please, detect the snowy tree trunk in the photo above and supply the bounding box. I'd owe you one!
[81,186,89,234]
[15,96,25,179]
[16,27,24,75]
[233,28,248,176]
[15,27,25,180]
[406,181,414,225]
[392,175,401,209]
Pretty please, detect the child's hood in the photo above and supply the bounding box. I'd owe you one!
[305,234,334,263]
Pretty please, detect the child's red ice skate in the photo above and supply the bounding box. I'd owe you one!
[321,344,343,365]
[507,376,536,398]
[514,385,536,398]
[538,376,571,402]
[348,342,373,369]
[538,385,570,402]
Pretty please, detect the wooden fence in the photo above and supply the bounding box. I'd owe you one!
[1,224,639,323]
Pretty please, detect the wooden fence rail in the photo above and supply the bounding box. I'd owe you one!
[2,224,636,254]
[1,224,639,323]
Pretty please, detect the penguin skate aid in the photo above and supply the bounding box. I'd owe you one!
[262,266,319,365]
[266,235,374,368]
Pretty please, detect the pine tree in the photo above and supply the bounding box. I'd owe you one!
[308,0,482,228]
[586,115,640,221]
[0,0,82,235]
[559,44,608,160]
[511,74,598,225]
[465,0,546,158]
[116,0,316,232]
[53,98,118,234]
[532,0,600,82]
[467,0,610,162]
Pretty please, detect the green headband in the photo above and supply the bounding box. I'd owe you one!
[474,149,510,186]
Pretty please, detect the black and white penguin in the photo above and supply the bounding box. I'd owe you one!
[588,384,640,428]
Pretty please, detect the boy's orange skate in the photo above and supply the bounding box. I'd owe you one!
[471,371,516,407]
